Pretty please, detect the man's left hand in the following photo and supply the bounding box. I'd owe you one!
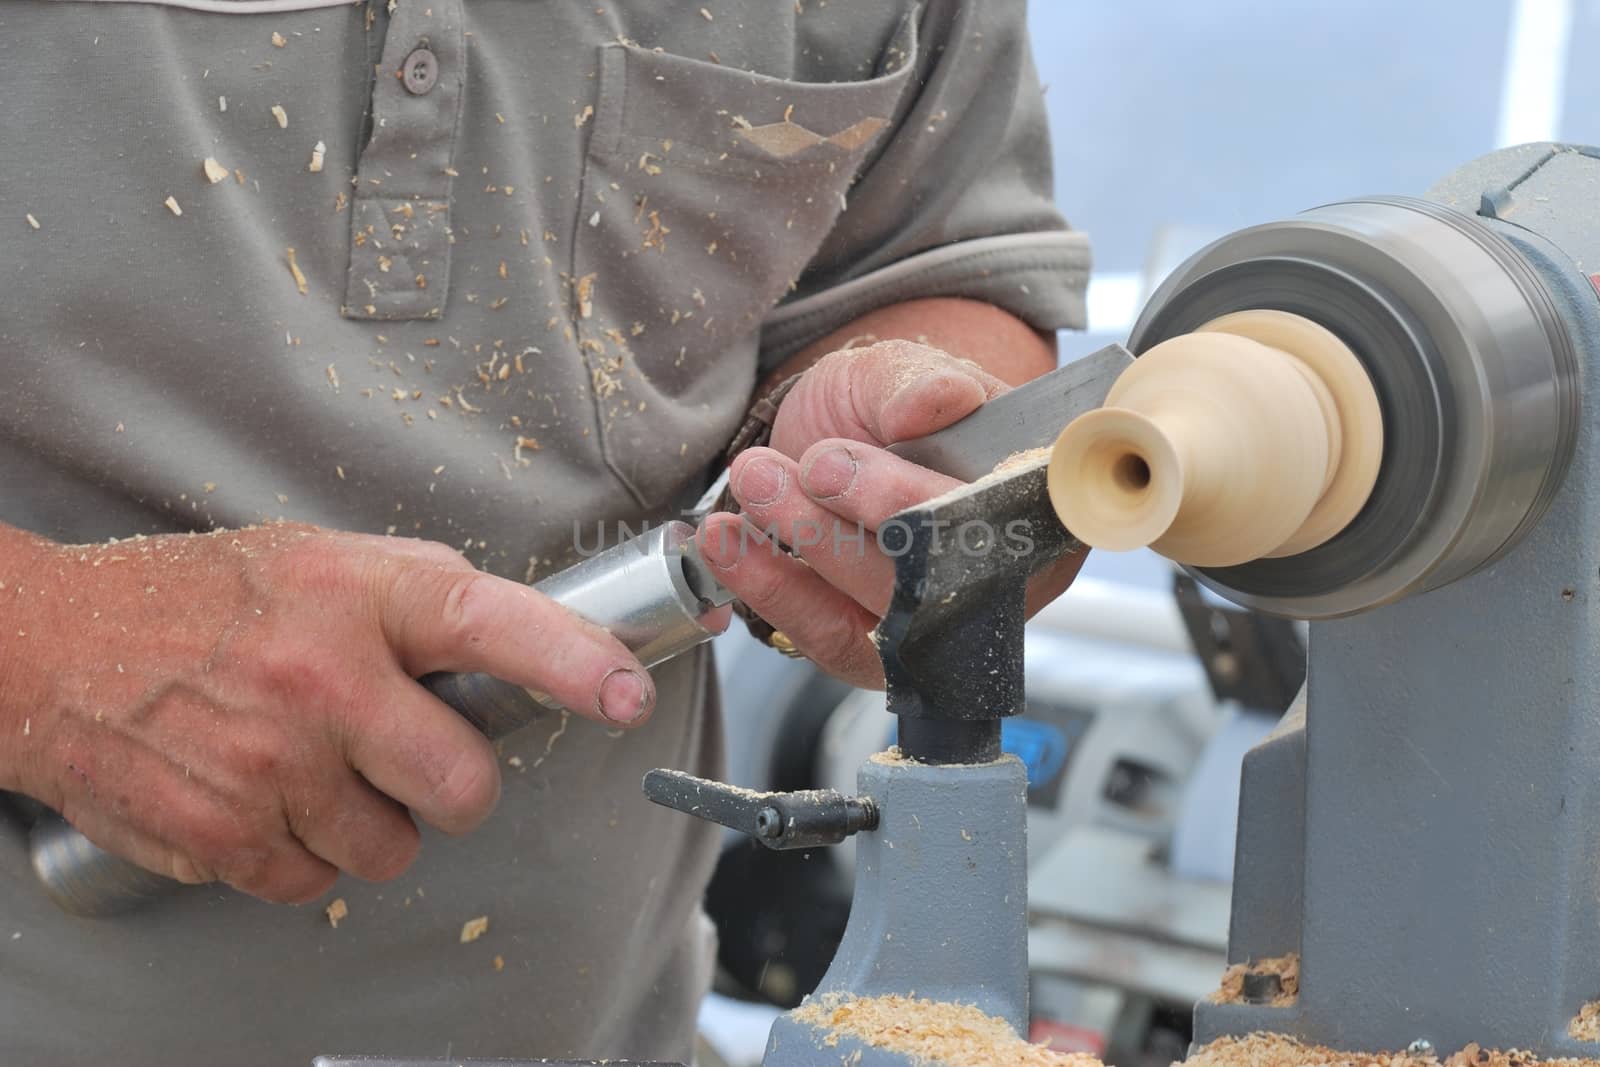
[697,339,1086,687]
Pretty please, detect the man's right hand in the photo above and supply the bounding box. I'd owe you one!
[0,522,655,904]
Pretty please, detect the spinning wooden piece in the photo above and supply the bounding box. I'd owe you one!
[1047,310,1383,567]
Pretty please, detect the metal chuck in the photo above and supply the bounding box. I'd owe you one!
[1129,195,1581,618]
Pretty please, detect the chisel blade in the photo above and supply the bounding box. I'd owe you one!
[886,343,1132,481]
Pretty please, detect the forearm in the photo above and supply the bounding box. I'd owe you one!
[0,522,56,790]
[762,297,1058,395]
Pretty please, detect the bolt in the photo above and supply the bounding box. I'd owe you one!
[1240,971,1282,1004]
[755,806,783,839]
[847,797,880,834]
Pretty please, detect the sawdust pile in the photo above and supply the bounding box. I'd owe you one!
[1210,954,1300,1007]
[1188,1034,1600,1067]
[788,994,1600,1067]
[1571,1001,1600,1042]
[793,993,1100,1067]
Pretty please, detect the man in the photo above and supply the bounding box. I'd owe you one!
[0,0,1088,1062]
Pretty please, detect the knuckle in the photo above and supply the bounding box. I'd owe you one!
[414,540,473,569]
[224,725,297,784]
[213,844,277,896]
[285,866,340,905]
[429,747,501,834]
[167,853,215,885]
[267,534,351,596]
[820,623,878,683]
[436,570,500,651]
[362,822,421,882]
[238,742,286,783]
[254,635,344,707]
[183,808,253,862]
[221,841,334,904]
[732,554,791,613]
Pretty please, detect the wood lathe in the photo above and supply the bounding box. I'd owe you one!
[76,142,1600,1064]
[690,141,1599,1065]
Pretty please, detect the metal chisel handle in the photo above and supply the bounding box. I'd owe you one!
[31,521,727,917]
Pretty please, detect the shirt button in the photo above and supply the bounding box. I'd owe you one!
[402,47,439,95]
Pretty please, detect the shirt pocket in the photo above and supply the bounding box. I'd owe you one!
[570,12,920,510]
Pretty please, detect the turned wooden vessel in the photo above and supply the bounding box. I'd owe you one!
[1047,310,1383,568]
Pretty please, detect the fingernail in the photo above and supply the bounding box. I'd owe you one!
[735,456,787,508]
[698,526,740,571]
[887,368,985,414]
[598,667,653,724]
[801,446,857,500]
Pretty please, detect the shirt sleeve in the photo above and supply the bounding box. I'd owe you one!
[758,0,1090,372]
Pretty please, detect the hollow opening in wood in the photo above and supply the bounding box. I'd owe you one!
[1112,452,1152,493]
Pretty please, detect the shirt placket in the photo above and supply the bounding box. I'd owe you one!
[342,0,465,320]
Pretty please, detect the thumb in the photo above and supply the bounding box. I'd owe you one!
[773,340,1005,455]
[372,556,656,727]
[875,363,991,443]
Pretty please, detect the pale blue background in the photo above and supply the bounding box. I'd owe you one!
[1032,0,1596,585]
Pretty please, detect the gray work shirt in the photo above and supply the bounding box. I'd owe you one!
[0,0,1088,1062]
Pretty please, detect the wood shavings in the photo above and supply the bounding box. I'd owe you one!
[641,209,669,251]
[793,993,1095,1067]
[271,104,289,129]
[574,104,594,128]
[325,898,348,928]
[218,95,227,112]
[1209,954,1299,1006]
[308,140,326,173]
[993,446,1050,475]
[575,273,597,318]
[25,213,40,230]
[513,435,541,464]
[202,157,229,184]
[459,916,490,943]
[285,246,309,294]
[1572,1000,1600,1041]
[325,364,341,392]
[493,955,505,971]
[164,196,183,216]
[1188,1034,1600,1067]
[531,710,571,769]
[699,6,713,18]
[271,31,287,46]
